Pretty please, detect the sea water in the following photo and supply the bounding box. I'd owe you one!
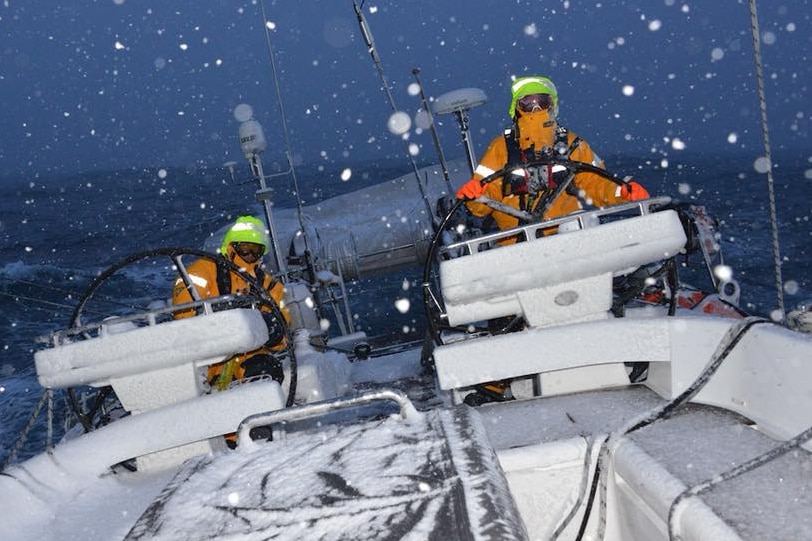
[1,153,809,463]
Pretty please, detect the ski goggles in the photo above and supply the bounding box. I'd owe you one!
[516,93,553,113]
[233,242,265,259]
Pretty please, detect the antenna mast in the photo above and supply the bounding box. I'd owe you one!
[352,0,434,218]
[412,67,453,194]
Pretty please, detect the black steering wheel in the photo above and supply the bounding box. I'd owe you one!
[421,155,634,351]
[473,154,630,220]
[67,247,295,434]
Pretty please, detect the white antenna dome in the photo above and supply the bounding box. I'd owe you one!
[432,88,488,115]
[238,119,267,157]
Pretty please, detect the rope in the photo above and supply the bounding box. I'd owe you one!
[748,0,785,320]
[552,435,597,539]
[0,389,50,471]
[667,423,812,540]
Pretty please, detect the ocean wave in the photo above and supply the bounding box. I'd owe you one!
[0,259,98,283]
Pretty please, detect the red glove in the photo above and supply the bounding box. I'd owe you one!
[620,181,650,201]
[456,178,487,200]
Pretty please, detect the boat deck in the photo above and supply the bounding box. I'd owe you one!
[477,386,665,450]
[477,386,812,540]
[124,405,528,540]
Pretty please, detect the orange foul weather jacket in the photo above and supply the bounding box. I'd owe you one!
[466,130,629,242]
[172,251,290,387]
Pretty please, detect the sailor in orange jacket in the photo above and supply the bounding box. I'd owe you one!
[455,77,649,406]
[172,216,290,391]
[457,75,649,242]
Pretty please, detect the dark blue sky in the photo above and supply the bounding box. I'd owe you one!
[1,0,809,177]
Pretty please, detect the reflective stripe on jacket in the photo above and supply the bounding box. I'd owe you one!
[466,129,624,243]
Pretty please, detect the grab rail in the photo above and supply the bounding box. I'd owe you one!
[36,294,255,347]
[443,196,671,257]
[236,389,419,447]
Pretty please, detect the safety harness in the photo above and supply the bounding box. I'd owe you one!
[502,125,583,219]
[215,257,275,296]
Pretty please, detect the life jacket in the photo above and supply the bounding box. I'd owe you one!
[502,126,584,216]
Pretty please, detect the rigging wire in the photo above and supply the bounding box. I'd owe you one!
[0,275,90,301]
[747,0,785,320]
[0,276,160,319]
[257,0,333,324]
[0,389,50,472]
[0,289,78,313]
[1,274,88,290]
[258,0,309,246]
[46,388,54,453]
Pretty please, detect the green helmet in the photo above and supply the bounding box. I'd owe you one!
[508,75,558,119]
[219,215,270,255]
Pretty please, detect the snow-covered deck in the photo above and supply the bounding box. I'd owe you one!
[126,405,527,540]
[476,386,812,540]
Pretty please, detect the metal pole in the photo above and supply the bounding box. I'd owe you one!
[455,110,477,176]
[412,67,453,193]
[251,155,288,278]
[352,1,434,219]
